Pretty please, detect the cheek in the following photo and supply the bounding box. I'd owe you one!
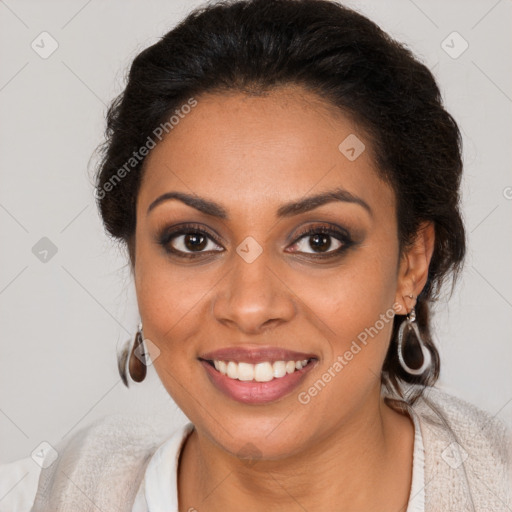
[134,243,199,371]
[134,246,235,415]
[135,227,213,327]
[136,272,206,413]
[136,268,208,357]
[307,246,399,371]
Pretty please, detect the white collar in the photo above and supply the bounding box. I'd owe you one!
[405,405,426,512]
[132,422,194,512]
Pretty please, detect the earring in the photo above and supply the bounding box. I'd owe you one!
[397,305,431,376]
[128,322,147,383]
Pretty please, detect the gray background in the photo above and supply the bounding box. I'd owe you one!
[1,0,511,464]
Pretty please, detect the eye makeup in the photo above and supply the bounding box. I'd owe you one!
[154,220,360,262]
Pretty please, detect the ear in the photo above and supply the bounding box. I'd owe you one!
[395,221,435,314]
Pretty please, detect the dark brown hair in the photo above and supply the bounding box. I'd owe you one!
[94,0,466,403]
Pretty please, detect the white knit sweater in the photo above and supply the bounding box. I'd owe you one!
[19,386,512,511]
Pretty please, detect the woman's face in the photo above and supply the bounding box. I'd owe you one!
[134,85,411,459]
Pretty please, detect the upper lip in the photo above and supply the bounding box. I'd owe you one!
[199,345,318,364]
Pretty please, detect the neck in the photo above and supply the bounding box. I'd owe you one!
[178,392,414,512]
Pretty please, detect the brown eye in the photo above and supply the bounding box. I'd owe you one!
[287,224,353,258]
[182,233,208,252]
[167,231,222,254]
[158,223,224,258]
[294,232,342,254]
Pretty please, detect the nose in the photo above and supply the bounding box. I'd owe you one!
[212,246,297,335]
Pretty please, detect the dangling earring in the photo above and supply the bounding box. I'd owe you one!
[397,303,431,376]
[128,322,147,383]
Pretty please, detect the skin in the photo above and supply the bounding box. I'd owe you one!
[133,85,435,512]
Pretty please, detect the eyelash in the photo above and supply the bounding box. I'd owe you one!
[156,222,354,260]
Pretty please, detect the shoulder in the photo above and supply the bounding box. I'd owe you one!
[31,413,183,511]
[73,411,175,445]
[411,385,510,454]
[43,412,175,473]
[408,385,512,510]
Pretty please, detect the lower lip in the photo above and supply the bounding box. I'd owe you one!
[200,360,316,404]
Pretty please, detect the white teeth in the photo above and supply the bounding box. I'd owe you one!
[210,359,312,381]
[227,361,238,379]
[218,360,227,375]
[254,362,274,382]
[285,361,296,374]
[238,362,254,381]
[273,361,287,378]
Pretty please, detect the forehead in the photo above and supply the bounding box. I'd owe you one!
[137,86,394,218]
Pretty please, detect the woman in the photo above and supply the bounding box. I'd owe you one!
[2,0,511,510]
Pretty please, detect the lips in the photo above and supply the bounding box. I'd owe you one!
[200,358,317,404]
[198,346,318,364]
[198,345,319,404]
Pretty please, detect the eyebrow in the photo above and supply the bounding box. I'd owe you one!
[146,187,372,219]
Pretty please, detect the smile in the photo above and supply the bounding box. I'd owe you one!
[207,358,313,382]
[198,347,318,404]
